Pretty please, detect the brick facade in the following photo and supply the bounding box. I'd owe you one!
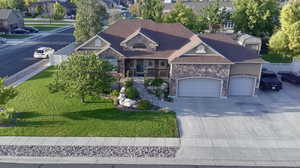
[169,64,231,97]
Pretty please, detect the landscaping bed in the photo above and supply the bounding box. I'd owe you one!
[1,67,178,137]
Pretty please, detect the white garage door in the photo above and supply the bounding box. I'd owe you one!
[178,78,221,97]
[229,76,256,96]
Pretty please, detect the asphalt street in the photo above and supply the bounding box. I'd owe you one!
[0,164,286,168]
[0,27,75,78]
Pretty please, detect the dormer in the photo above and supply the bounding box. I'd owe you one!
[238,34,262,54]
[120,28,159,52]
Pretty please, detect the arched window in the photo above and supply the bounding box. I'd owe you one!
[133,43,147,49]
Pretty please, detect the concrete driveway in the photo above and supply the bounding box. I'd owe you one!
[173,82,300,166]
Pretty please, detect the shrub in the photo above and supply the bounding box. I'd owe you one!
[124,79,133,88]
[144,78,152,87]
[137,100,152,110]
[125,86,139,99]
[110,90,119,97]
[151,78,164,87]
[158,107,171,113]
[0,108,16,124]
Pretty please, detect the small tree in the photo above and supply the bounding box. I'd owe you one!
[48,52,115,103]
[53,2,65,20]
[0,78,17,106]
[129,2,140,17]
[34,5,44,16]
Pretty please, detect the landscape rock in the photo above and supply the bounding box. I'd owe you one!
[120,87,126,94]
[120,98,137,108]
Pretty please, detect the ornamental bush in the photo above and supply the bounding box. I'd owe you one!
[137,100,152,110]
[0,108,16,124]
[125,86,139,99]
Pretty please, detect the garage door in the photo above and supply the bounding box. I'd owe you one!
[229,76,256,96]
[178,78,221,97]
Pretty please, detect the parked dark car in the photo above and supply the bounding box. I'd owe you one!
[279,71,300,84]
[260,71,282,91]
[12,28,30,34]
[23,26,39,33]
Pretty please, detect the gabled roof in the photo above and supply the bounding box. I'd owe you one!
[120,28,159,47]
[78,19,264,64]
[98,19,195,59]
[199,33,265,63]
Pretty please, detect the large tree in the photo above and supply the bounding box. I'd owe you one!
[74,0,107,43]
[48,53,115,103]
[232,0,279,37]
[164,2,200,32]
[199,0,230,32]
[139,0,163,22]
[269,1,300,58]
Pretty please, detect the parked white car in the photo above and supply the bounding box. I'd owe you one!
[0,37,6,44]
[33,47,55,59]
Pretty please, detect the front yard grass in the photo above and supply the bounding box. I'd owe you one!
[262,54,294,63]
[1,67,178,137]
[25,23,71,31]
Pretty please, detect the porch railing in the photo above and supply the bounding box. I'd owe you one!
[126,69,169,78]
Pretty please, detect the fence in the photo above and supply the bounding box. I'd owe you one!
[263,60,300,73]
[49,42,77,65]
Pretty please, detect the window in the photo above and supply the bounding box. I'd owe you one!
[103,55,118,68]
[95,39,102,47]
[148,61,153,67]
[195,45,206,54]
[133,43,147,49]
[160,60,167,67]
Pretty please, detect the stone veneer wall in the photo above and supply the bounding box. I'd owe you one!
[98,48,125,76]
[170,64,231,97]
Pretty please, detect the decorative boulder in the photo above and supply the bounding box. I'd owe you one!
[120,98,137,108]
[160,83,168,90]
[120,87,126,94]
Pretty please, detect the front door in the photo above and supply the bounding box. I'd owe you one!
[136,60,144,76]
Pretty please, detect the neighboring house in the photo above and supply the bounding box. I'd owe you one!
[75,19,265,98]
[0,9,24,33]
[28,0,76,17]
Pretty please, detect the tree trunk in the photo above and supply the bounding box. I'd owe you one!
[80,96,85,103]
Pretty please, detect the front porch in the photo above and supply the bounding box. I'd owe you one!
[125,59,170,78]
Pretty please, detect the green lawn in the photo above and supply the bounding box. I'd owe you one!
[2,67,178,137]
[0,34,30,39]
[262,54,294,63]
[25,23,71,31]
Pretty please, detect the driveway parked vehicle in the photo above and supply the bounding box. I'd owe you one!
[33,47,55,59]
[12,28,30,34]
[23,26,39,33]
[279,71,300,84]
[0,37,6,44]
[260,71,282,91]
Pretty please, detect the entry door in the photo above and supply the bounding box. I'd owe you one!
[136,60,144,72]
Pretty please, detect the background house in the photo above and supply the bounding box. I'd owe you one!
[0,9,24,33]
[28,0,76,18]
